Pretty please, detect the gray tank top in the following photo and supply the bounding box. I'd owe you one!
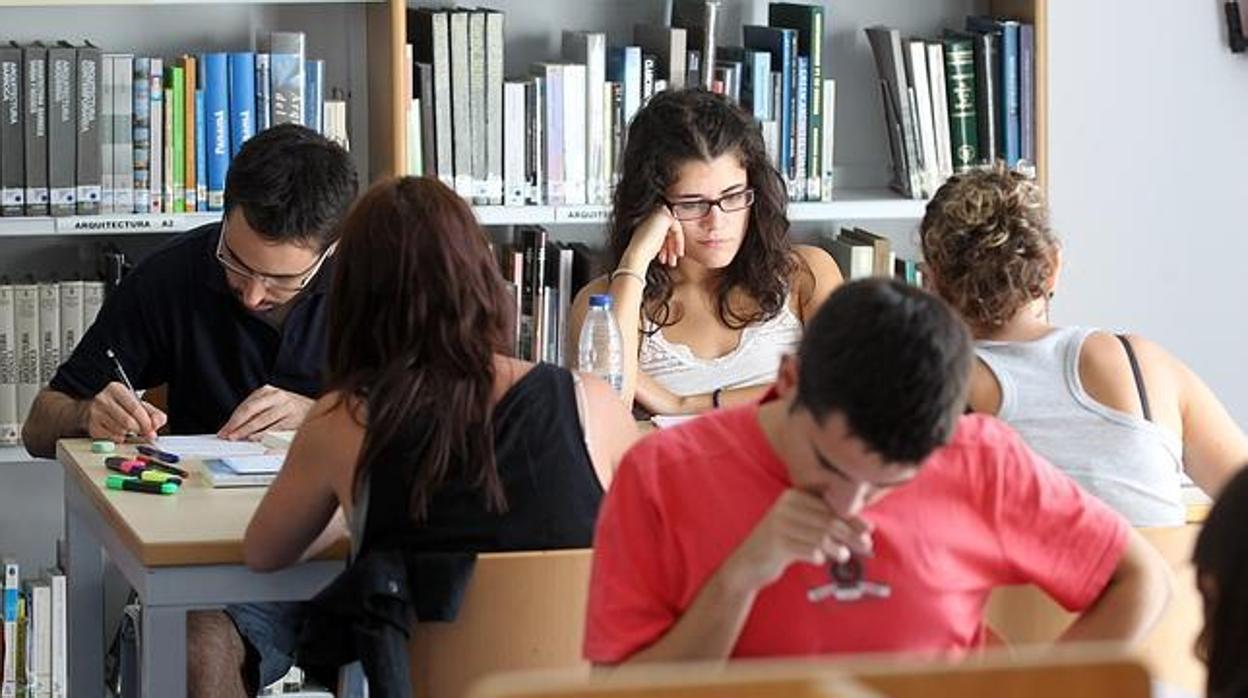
[976,326,1185,526]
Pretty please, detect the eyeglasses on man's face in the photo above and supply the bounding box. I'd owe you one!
[662,188,756,221]
[215,220,335,294]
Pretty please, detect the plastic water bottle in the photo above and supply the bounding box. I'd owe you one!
[578,294,624,394]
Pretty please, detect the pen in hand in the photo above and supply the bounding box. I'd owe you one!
[105,348,155,443]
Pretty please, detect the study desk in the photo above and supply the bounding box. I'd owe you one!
[57,439,347,697]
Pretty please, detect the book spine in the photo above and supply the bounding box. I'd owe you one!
[562,64,586,206]
[926,42,953,180]
[182,55,196,211]
[905,40,938,197]
[503,81,526,206]
[254,53,271,132]
[204,53,229,211]
[1019,23,1035,168]
[2,559,18,697]
[484,11,504,204]
[431,13,453,191]
[37,283,59,387]
[540,65,564,206]
[100,54,114,212]
[943,37,979,172]
[526,76,544,205]
[167,66,184,212]
[603,82,615,194]
[640,54,655,105]
[1000,22,1020,167]
[416,63,436,177]
[75,46,101,214]
[148,57,163,213]
[467,12,487,203]
[48,46,77,216]
[587,34,607,206]
[13,285,37,441]
[821,78,835,201]
[407,95,421,176]
[304,58,323,134]
[57,280,83,362]
[794,56,807,202]
[0,48,23,215]
[132,57,152,213]
[195,88,206,210]
[808,6,823,203]
[48,570,65,698]
[450,12,473,198]
[30,583,50,693]
[973,32,998,164]
[23,45,49,216]
[114,55,134,214]
[82,281,104,331]
[269,33,306,126]
[228,52,255,157]
[162,84,174,213]
[0,285,16,444]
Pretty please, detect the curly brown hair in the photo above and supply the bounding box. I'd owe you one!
[919,164,1058,332]
[608,88,796,330]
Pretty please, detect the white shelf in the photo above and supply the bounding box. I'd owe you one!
[0,445,42,465]
[472,189,928,227]
[0,212,218,237]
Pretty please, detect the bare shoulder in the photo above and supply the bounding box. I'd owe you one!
[572,274,612,307]
[293,390,365,461]
[1078,330,1180,420]
[790,244,842,320]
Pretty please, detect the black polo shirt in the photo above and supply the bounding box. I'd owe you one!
[49,223,332,435]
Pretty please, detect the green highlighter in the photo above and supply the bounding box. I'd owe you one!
[105,474,179,495]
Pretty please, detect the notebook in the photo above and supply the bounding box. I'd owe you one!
[201,454,284,488]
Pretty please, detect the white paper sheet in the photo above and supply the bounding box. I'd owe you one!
[153,435,269,458]
[650,415,698,429]
[221,454,285,474]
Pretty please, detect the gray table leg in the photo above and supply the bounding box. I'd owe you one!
[66,492,105,698]
[140,605,187,697]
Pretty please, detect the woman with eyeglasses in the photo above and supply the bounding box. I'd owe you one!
[570,89,843,416]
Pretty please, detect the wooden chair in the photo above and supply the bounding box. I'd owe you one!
[985,524,1204,695]
[407,548,594,698]
[466,646,1151,698]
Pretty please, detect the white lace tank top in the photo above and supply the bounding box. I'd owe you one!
[638,303,803,397]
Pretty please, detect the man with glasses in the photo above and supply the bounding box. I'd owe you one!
[584,279,1171,664]
[22,123,358,455]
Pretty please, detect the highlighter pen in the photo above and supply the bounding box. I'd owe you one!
[105,474,178,495]
[138,469,183,486]
[136,444,181,464]
[104,457,146,475]
[135,455,190,478]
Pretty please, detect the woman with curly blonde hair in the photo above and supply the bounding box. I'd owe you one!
[920,165,1246,526]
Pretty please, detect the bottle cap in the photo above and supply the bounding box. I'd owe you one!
[588,293,613,309]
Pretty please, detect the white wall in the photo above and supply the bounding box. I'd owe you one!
[1049,1,1248,423]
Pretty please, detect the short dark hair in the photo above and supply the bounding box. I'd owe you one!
[1194,465,1248,697]
[794,278,972,463]
[224,124,358,249]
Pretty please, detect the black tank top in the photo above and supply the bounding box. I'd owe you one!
[357,363,603,556]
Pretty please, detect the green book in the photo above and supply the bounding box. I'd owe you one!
[166,66,185,212]
[942,33,979,173]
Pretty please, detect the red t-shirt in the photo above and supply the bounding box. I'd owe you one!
[584,403,1129,664]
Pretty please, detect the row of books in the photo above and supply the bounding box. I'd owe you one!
[867,15,1037,200]
[0,33,349,218]
[822,227,924,288]
[1,558,68,698]
[0,280,106,445]
[402,2,839,208]
[497,228,597,366]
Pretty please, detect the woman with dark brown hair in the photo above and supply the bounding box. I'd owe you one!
[238,176,637,692]
[570,89,842,416]
[920,164,1246,526]
[1194,465,1248,698]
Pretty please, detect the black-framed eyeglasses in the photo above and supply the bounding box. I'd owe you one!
[662,188,756,221]
[215,219,335,293]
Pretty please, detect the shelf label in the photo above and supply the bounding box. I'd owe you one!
[553,206,610,224]
[56,214,211,234]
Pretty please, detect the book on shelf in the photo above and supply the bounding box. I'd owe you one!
[0,285,16,445]
[266,32,305,128]
[2,557,17,696]
[0,32,342,219]
[0,45,23,217]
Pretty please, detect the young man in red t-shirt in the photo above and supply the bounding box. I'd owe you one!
[584,279,1171,664]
